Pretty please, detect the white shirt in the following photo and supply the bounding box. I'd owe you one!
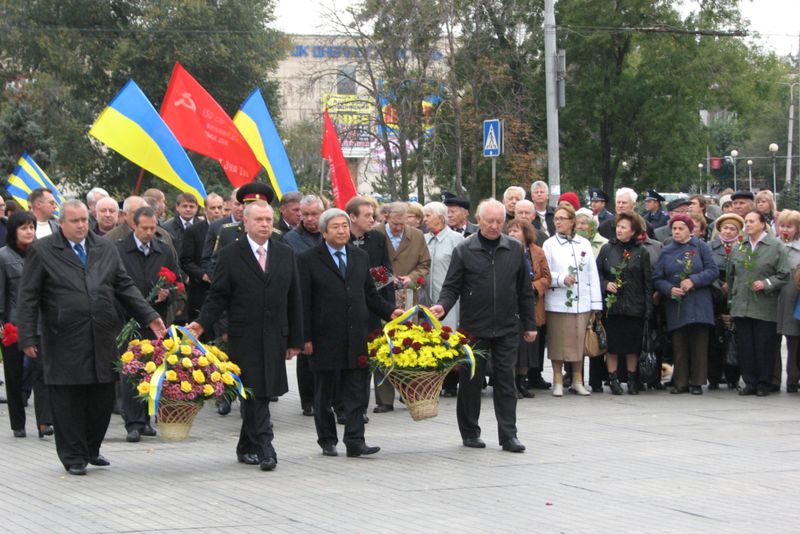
[247,235,269,262]
[36,220,53,239]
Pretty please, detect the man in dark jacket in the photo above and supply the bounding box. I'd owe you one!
[162,192,200,256]
[180,193,224,322]
[188,201,304,472]
[431,199,536,453]
[17,200,165,476]
[298,208,400,458]
[116,206,181,443]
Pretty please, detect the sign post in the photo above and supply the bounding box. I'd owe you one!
[483,119,503,198]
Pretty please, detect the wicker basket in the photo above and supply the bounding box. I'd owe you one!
[386,369,447,421]
[157,399,203,440]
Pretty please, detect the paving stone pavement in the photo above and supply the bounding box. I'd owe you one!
[2,355,800,533]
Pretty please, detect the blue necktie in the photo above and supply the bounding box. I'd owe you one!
[74,243,87,265]
[335,251,346,277]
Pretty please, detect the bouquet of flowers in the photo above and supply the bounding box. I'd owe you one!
[369,265,394,290]
[117,267,185,349]
[1,323,18,347]
[604,249,631,315]
[673,249,696,314]
[118,325,246,440]
[367,305,478,421]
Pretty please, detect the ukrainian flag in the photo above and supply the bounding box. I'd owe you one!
[89,80,206,207]
[6,153,64,213]
[233,88,298,200]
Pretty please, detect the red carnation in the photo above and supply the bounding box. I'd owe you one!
[2,323,18,347]
[402,337,413,346]
[369,348,377,357]
[688,250,696,256]
[581,251,587,257]
[176,282,185,295]
[416,276,425,285]
[158,267,177,283]
[440,332,450,340]
[411,342,422,351]
[356,355,368,368]
[442,325,453,333]
[387,329,396,337]
[421,323,432,332]
[392,346,402,354]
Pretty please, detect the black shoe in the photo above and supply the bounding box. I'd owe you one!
[501,437,526,453]
[563,375,572,389]
[0,396,6,404]
[126,429,141,443]
[13,429,26,438]
[372,404,393,413]
[38,424,54,438]
[141,425,157,437]
[788,384,799,393]
[768,384,780,393]
[627,372,639,395]
[237,453,260,465]
[259,458,277,471]
[591,385,604,393]
[689,386,703,395]
[739,385,756,396]
[270,396,280,402]
[216,399,231,416]
[346,443,380,457]
[609,372,623,395]
[362,413,370,424]
[321,444,338,457]
[67,464,87,476]
[651,382,666,391]
[441,388,457,397]
[88,455,110,466]
[708,382,720,390]
[462,437,486,449]
[302,405,314,416]
[528,376,552,390]
[756,386,768,397]
[670,386,689,394]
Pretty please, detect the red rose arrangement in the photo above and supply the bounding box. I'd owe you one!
[2,323,18,347]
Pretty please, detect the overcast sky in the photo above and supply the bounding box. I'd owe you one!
[273,0,799,57]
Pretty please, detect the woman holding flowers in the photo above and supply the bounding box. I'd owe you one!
[653,214,719,394]
[774,210,800,392]
[543,205,602,397]
[596,213,652,395]
[0,211,52,438]
[727,210,790,396]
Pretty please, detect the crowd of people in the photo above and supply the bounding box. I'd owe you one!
[1,179,797,475]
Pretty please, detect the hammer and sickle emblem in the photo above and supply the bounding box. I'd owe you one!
[174,92,196,112]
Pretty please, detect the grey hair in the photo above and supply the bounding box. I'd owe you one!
[616,187,637,204]
[122,195,145,213]
[319,208,350,233]
[59,199,88,221]
[95,196,119,212]
[476,198,506,220]
[86,187,109,205]
[503,186,526,200]
[387,202,408,216]
[531,180,549,194]
[243,200,273,218]
[515,199,534,211]
[423,201,448,223]
[300,194,324,211]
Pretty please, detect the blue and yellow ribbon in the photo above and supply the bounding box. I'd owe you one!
[147,362,167,416]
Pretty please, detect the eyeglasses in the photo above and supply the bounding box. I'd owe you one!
[553,216,572,222]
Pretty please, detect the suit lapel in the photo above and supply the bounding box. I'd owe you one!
[238,239,267,280]
[55,231,86,269]
[318,245,345,280]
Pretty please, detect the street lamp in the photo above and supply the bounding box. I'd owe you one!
[698,163,704,185]
[747,159,753,191]
[769,143,779,194]
[730,149,738,190]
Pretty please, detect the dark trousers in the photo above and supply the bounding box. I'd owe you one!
[237,396,275,461]
[459,334,518,445]
[186,285,208,322]
[48,382,115,469]
[671,324,710,388]
[296,354,315,409]
[2,345,51,431]
[735,318,779,389]
[120,376,151,432]
[334,369,370,416]
[314,368,367,449]
[588,354,608,389]
[527,325,547,380]
[373,370,395,406]
[773,335,799,387]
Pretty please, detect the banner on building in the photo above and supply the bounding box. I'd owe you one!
[322,94,374,159]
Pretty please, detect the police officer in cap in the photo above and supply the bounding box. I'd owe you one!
[589,188,613,224]
[643,189,669,229]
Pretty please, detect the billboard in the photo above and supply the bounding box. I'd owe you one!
[323,94,374,159]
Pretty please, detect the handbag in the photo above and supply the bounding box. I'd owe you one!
[638,322,659,384]
[583,314,607,357]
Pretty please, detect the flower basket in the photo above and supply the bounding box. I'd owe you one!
[386,369,447,421]
[157,399,203,440]
[367,305,479,421]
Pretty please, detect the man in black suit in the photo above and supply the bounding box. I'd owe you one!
[276,191,302,235]
[530,181,555,244]
[298,208,401,458]
[162,192,200,255]
[430,199,536,453]
[17,200,166,475]
[180,193,224,322]
[188,201,303,472]
[116,206,181,443]
[443,195,478,237]
[201,188,241,273]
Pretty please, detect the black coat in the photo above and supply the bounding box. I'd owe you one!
[162,216,198,258]
[350,229,396,330]
[116,233,180,321]
[596,239,653,318]
[17,231,158,385]
[180,219,210,285]
[201,215,236,275]
[437,234,536,338]
[298,243,394,372]
[198,237,304,397]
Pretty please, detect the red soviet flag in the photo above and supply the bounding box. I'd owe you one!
[321,110,357,209]
[160,62,261,187]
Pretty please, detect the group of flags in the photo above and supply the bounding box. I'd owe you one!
[5,61,360,211]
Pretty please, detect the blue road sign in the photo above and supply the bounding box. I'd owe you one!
[483,119,502,157]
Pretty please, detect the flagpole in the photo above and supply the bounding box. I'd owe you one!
[134,168,145,195]
[319,158,326,195]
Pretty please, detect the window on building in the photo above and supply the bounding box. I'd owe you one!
[336,65,356,94]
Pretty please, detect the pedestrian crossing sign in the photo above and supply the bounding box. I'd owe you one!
[483,119,502,157]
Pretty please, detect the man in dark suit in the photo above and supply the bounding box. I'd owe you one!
[29,188,60,239]
[162,192,200,255]
[430,199,536,453]
[643,189,669,229]
[299,208,400,458]
[116,206,181,443]
[188,201,303,472]
[276,191,302,235]
[530,181,555,244]
[443,195,478,236]
[201,188,241,273]
[17,200,166,475]
[180,193,224,322]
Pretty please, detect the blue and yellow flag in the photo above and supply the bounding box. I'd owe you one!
[6,153,64,213]
[88,80,206,206]
[233,88,298,200]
